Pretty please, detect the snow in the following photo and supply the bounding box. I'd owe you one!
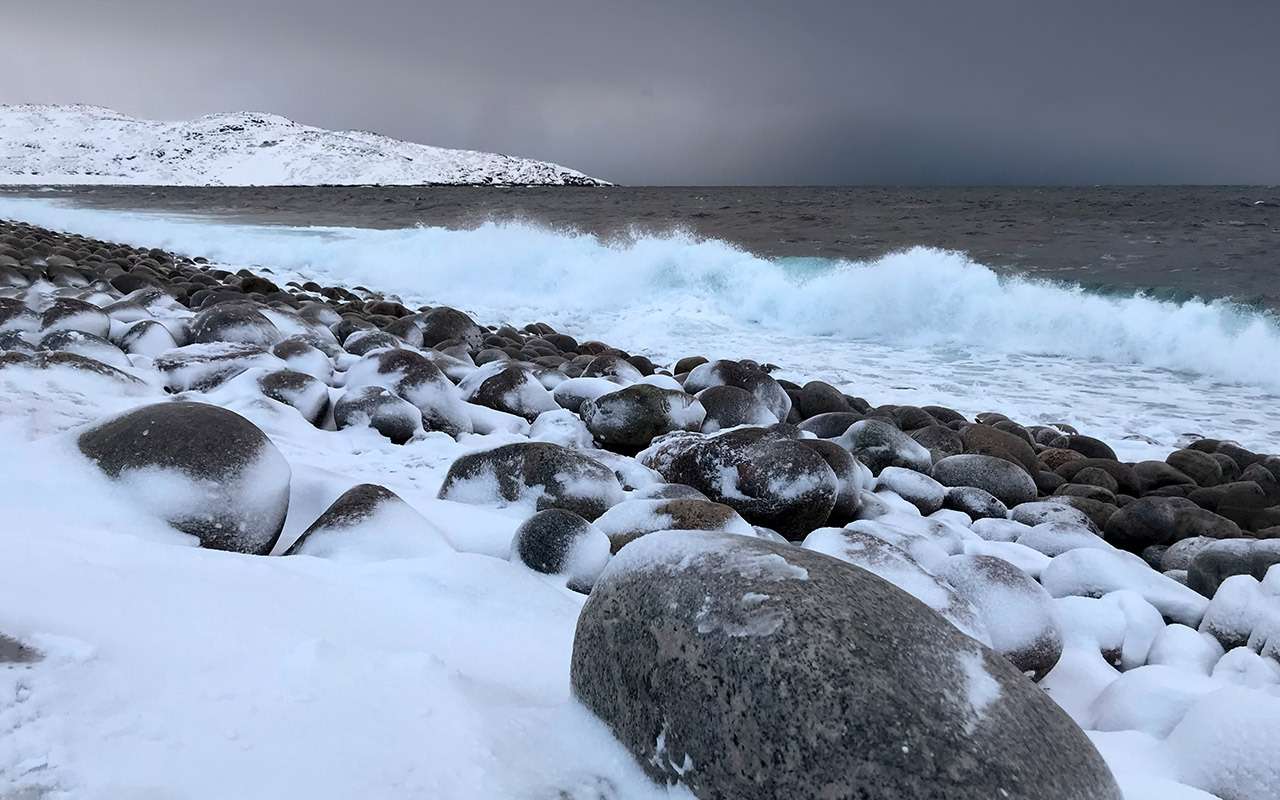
[0,105,608,186]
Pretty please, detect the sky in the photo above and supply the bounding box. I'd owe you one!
[2,0,1277,185]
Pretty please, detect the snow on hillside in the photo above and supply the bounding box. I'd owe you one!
[0,104,608,186]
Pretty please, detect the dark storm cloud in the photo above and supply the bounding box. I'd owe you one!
[2,0,1277,184]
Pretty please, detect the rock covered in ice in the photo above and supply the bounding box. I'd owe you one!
[333,384,424,444]
[343,348,471,436]
[938,554,1064,679]
[592,497,754,553]
[838,419,932,474]
[437,442,623,520]
[876,466,946,515]
[579,384,705,451]
[77,401,291,554]
[284,483,449,561]
[1041,549,1210,627]
[638,427,838,539]
[509,508,610,592]
[803,526,990,644]
[571,530,1121,800]
[1166,687,1280,800]
[682,359,791,422]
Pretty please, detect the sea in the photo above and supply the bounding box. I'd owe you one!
[2,185,1278,459]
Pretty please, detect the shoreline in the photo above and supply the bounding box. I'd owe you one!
[3,213,1280,798]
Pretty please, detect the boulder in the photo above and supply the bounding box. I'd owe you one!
[333,385,424,444]
[78,402,290,554]
[572,531,1121,800]
[683,360,791,421]
[1105,497,1242,552]
[593,498,754,553]
[931,454,1037,507]
[285,483,449,560]
[1188,539,1280,597]
[189,302,281,346]
[839,419,932,474]
[696,385,778,432]
[639,428,838,538]
[580,384,705,451]
[343,348,472,436]
[509,509,611,592]
[943,486,1009,520]
[438,442,623,520]
[938,554,1064,680]
[961,424,1038,474]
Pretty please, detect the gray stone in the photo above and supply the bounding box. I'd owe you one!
[931,454,1037,507]
[571,531,1121,800]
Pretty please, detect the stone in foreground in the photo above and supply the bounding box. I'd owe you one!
[571,530,1120,800]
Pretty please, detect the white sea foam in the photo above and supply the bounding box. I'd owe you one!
[4,197,1279,457]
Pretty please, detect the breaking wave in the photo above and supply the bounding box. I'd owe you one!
[4,196,1279,388]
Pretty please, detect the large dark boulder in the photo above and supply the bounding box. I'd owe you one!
[1104,496,1242,552]
[438,442,623,520]
[1187,539,1280,597]
[78,402,291,554]
[189,302,281,346]
[580,384,704,451]
[1167,448,1224,487]
[683,360,791,422]
[640,428,838,538]
[796,411,862,439]
[795,380,850,418]
[961,424,1038,474]
[418,306,482,348]
[931,454,1037,507]
[571,531,1121,800]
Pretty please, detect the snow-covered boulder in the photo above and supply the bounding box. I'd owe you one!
[509,508,610,592]
[437,442,624,520]
[571,531,1121,800]
[77,401,291,554]
[938,554,1064,679]
[580,384,705,451]
[284,483,449,561]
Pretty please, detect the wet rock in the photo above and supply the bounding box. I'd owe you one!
[1105,497,1242,552]
[683,359,791,421]
[1167,448,1224,487]
[944,486,1009,520]
[931,454,1037,507]
[795,380,851,418]
[796,411,863,439]
[189,302,281,346]
[961,424,1038,474]
[696,385,778,432]
[640,428,838,538]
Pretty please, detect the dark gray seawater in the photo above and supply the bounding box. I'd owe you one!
[4,185,1279,308]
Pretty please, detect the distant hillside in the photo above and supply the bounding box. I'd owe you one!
[0,105,608,186]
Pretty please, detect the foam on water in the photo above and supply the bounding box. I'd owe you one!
[3,196,1279,457]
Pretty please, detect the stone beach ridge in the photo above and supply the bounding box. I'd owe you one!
[3,216,1279,799]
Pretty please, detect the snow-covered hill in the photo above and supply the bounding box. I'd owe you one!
[0,104,608,186]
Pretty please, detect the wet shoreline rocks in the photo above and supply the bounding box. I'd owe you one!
[5,217,1280,800]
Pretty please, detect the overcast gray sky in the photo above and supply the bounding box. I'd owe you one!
[2,1,1277,184]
